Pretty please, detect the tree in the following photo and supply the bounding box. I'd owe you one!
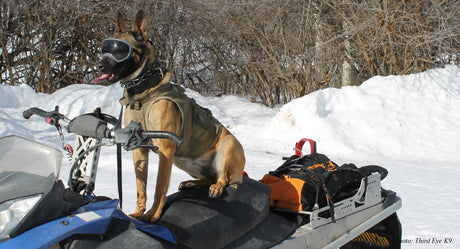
[1,0,458,106]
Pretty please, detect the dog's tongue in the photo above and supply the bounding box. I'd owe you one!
[93,73,112,83]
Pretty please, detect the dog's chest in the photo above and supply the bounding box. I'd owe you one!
[173,154,217,181]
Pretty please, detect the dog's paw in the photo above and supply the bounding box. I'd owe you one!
[129,208,145,219]
[209,183,224,198]
[179,179,209,190]
[139,212,159,223]
[178,180,197,190]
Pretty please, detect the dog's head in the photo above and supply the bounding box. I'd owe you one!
[94,10,156,84]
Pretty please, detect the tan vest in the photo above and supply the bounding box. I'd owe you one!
[119,83,222,159]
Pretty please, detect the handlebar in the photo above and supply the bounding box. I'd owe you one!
[112,121,183,150]
[23,106,183,149]
[23,107,48,120]
[23,106,69,126]
[143,131,184,147]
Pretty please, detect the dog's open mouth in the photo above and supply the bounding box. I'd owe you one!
[94,72,120,83]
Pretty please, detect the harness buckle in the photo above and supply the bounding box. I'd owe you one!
[133,101,142,110]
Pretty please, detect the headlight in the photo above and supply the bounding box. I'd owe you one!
[0,194,42,241]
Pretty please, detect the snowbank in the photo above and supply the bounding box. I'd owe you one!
[1,65,459,248]
[264,65,460,164]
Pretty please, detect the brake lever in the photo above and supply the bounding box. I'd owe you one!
[46,106,67,126]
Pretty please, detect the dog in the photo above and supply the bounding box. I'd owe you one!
[94,10,246,223]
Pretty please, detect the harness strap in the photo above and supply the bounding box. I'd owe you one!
[117,105,124,209]
[294,138,317,156]
[309,170,336,223]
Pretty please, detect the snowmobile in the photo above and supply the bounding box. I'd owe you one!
[0,106,402,249]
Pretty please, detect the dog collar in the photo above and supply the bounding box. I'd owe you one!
[121,66,165,94]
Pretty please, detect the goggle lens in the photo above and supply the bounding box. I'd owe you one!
[101,39,132,62]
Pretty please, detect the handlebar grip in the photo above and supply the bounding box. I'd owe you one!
[142,131,184,147]
[23,108,48,119]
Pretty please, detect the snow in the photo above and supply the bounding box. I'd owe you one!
[1,65,459,248]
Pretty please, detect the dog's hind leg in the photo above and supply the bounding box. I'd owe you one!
[209,130,245,198]
[130,147,149,218]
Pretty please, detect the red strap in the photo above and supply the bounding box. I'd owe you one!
[294,138,317,156]
[63,144,73,155]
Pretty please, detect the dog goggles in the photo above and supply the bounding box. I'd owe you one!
[101,38,133,63]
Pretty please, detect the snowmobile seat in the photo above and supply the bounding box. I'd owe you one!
[158,177,272,248]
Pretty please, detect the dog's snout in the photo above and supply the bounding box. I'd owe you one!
[99,57,115,73]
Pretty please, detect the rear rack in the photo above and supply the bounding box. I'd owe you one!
[274,172,402,249]
[307,172,382,228]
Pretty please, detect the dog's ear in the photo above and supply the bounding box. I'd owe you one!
[133,10,148,41]
[116,12,127,32]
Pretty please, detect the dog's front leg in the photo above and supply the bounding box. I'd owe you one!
[140,140,176,223]
[130,147,149,218]
[138,98,181,223]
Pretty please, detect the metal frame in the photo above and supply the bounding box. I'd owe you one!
[69,135,102,195]
[274,172,402,249]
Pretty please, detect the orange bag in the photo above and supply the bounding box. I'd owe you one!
[260,153,340,212]
[260,174,305,212]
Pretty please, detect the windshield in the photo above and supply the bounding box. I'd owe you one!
[0,135,62,203]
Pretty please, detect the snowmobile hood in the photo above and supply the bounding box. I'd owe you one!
[0,135,62,203]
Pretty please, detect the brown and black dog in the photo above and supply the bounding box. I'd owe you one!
[95,10,245,223]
